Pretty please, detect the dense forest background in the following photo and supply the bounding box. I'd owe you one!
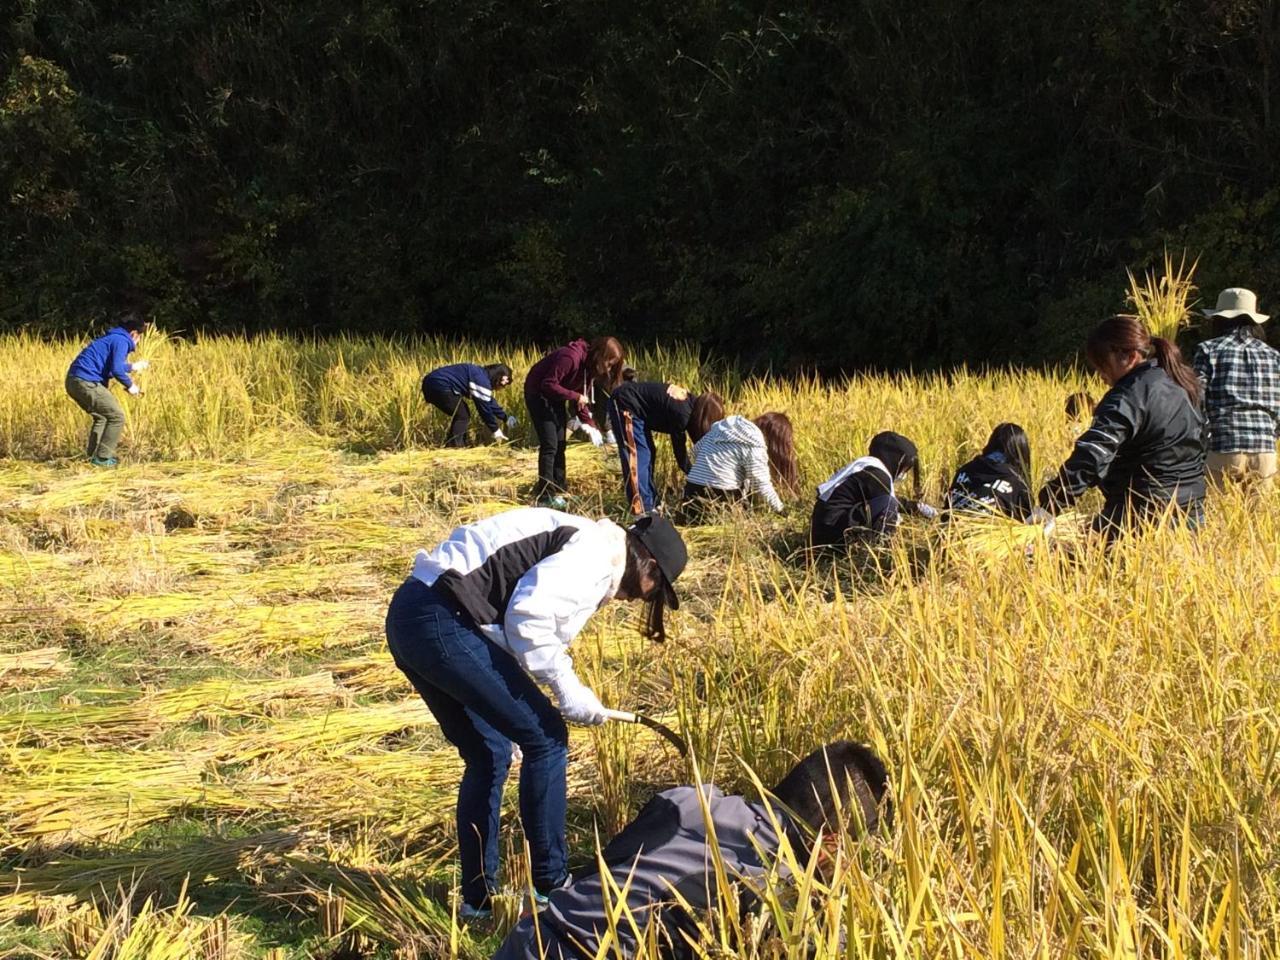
[4,0,1280,370]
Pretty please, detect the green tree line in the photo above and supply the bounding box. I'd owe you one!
[4,0,1280,370]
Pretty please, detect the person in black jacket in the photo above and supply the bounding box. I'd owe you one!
[810,432,929,548]
[1039,316,1206,538]
[945,423,1034,521]
[607,383,725,515]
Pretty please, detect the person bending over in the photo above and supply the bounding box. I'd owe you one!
[65,312,151,467]
[810,432,928,547]
[385,509,687,919]
[422,362,517,447]
[682,412,799,519]
[609,382,724,515]
[944,423,1034,521]
[493,740,890,960]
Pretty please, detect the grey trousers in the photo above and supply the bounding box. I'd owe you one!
[65,375,126,460]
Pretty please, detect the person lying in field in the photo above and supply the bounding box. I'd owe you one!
[491,741,890,960]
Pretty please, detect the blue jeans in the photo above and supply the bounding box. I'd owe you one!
[385,577,570,907]
[608,402,657,515]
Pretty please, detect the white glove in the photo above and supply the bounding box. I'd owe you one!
[916,502,939,520]
[505,415,518,429]
[131,359,150,371]
[567,417,582,433]
[603,430,616,446]
[583,425,604,447]
[492,428,508,442]
[127,384,141,396]
[1028,507,1052,525]
[549,672,606,726]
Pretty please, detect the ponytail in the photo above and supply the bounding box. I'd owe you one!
[1150,336,1201,404]
[1086,316,1201,404]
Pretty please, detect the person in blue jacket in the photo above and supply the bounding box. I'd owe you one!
[422,362,517,448]
[65,313,151,467]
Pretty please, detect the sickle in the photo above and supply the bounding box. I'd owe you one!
[601,708,689,754]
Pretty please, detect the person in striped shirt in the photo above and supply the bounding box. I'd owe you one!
[681,412,799,518]
[1192,288,1280,491]
[422,362,517,448]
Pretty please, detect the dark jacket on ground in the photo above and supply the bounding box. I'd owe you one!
[525,340,595,425]
[945,453,1033,520]
[610,381,696,472]
[492,785,788,960]
[422,363,509,430]
[809,457,899,547]
[1039,360,1206,515]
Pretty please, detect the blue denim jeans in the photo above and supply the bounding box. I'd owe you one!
[385,577,570,907]
[608,402,658,515]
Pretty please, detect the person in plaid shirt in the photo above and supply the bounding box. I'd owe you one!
[1192,288,1280,491]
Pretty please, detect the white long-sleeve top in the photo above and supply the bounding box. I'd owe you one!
[686,415,784,512]
[411,508,626,685]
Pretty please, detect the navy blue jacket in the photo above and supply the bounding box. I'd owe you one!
[423,363,509,429]
[68,327,137,389]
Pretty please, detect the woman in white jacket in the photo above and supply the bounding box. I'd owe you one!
[384,508,687,919]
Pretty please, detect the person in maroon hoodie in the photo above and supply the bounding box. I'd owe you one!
[524,337,625,506]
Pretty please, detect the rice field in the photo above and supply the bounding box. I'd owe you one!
[1,333,1278,959]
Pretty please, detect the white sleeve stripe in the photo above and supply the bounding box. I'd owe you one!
[469,382,493,401]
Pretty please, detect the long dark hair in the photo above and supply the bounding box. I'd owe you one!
[983,422,1031,483]
[688,391,725,443]
[754,412,800,496]
[1086,315,1201,403]
[587,336,626,390]
[625,535,669,642]
[483,362,513,388]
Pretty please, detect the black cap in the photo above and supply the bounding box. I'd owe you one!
[626,513,687,610]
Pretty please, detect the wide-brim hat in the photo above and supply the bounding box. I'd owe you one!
[626,513,687,610]
[1203,287,1268,324]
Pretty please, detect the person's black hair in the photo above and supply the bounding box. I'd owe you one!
[483,363,513,387]
[119,312,149,334]
[1211,315,1264,339]
[770,741,890,835]
[625,534,668,642]
[982,423,1031,484]
[1064,392,1095,420]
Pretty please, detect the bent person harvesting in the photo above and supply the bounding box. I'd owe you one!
[65,312,151,467]
[384,508,687,918]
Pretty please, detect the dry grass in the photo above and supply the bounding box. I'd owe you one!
[1,332,1278,958]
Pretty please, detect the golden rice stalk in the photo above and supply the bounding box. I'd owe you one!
[329,655,404,697]
[0,830,301,899]
[286,857,485,960]
[1125,249,1199,343]
[71,883,243,960]
[946,510,1089,564]
[0,748,289,847]
[214,700,434,765]
[0,672,338,744]
[0,647,70,677]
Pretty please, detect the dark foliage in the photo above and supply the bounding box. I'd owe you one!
[5,1,1280,369]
